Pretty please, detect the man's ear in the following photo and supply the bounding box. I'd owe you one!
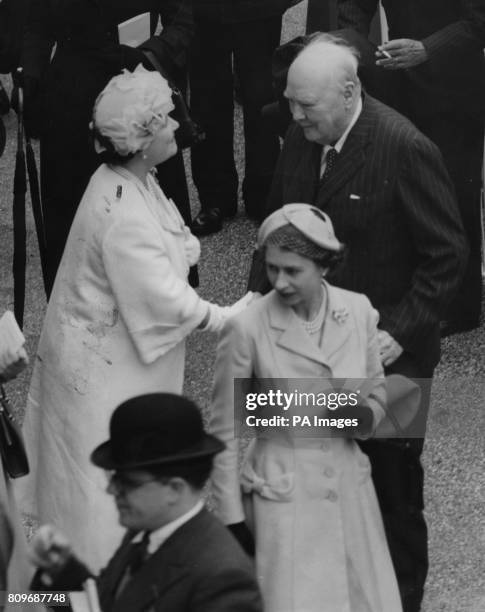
[343,81,356,106]
[166,477,188,500]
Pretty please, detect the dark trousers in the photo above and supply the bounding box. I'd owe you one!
[412,112,483,325]
[358,352,434,612]
[189,17,282,218]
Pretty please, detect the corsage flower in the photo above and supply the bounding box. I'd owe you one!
[332,307,349,325]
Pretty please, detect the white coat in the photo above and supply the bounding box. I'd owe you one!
[209,285,403,612]
[16,165,207,571]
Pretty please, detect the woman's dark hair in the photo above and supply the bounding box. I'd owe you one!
[312,246,346,273]
[91,126,137,165]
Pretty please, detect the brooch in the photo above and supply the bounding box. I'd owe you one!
[332,307,349,325]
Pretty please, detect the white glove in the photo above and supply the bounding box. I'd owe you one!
[0,346,28,382]
[184,228,201,267]
[30,525,72,574]
[201,292,256,333]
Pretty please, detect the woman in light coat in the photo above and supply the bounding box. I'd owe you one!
[16,66,251,571]
[209,204,402,612]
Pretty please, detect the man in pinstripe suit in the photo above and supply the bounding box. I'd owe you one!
[249,34,467,611]
[337,0,485,336]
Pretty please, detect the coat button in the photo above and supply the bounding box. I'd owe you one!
[323,466,335,478]
[325,489,338,502]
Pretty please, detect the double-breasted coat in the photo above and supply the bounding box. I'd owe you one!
[209,285,402,612]
[16,164,207,571]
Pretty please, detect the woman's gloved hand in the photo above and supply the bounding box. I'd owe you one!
[0,346,29,383]
[227,522,255,557]
[30,524,72,577]
[200,292,258,332]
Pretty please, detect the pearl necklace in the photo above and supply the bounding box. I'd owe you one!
[298,289,327,336]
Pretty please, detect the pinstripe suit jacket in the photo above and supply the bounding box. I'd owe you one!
[251,95,468,368]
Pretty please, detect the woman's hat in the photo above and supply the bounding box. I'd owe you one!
[91,393,225,470]
[257,203,344,252]
[91,64,174,157]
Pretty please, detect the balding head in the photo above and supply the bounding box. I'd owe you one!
[284,35,361,145]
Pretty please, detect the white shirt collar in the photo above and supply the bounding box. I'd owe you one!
[132,499,204,555]
[323,96,363,156]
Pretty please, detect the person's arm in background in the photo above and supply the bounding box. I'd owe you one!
[139,0,194,82]
[340,0,485,70]
[415,0,485,61]
[20,0,55,84]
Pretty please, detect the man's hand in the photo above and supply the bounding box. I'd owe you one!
[376,39,428,70]
[30,525,72,575]
[0,347,28,383]
[377,330,403,367]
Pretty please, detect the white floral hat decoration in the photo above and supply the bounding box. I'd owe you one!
[91,64,174,156]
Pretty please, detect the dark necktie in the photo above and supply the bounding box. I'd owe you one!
[114,532,151,599]
[126,531,150,576]
[321,147,338,182]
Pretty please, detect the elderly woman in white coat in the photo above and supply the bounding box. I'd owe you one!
[209,204,402,612]
[16,66,252,571]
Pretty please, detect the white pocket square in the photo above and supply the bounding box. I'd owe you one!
[350,194,361,200]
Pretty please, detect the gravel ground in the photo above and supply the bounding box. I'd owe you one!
[1,2,484,610]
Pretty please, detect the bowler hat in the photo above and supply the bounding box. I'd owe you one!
[91,393,225,470]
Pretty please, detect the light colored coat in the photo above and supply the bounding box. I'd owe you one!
[16,164,207,571]
[209,285,403,612]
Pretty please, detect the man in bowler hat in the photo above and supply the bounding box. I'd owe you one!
[30,393,262,612]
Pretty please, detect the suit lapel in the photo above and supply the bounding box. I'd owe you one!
[269,293,328,366]
[110,510,209,612]
[268,285,354,369]
[98,534,140,612]
[320,282,354,364]
[316,96,375,209]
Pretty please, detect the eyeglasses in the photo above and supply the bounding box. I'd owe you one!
[107,471,159,492]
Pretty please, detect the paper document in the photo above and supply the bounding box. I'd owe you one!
[118,12,150,47]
